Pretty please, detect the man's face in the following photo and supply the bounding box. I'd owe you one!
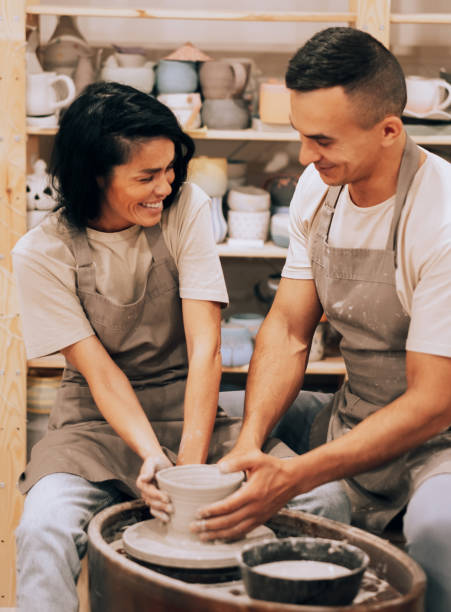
[290,87,384,187]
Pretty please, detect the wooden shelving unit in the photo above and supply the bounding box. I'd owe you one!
[2,1,450,604]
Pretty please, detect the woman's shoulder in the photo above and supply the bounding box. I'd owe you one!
[163,182,210,227]
[13,210,74,264]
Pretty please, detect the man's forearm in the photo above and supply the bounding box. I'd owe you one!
[236,314,310,449]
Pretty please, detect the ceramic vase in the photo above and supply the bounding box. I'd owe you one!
[210,196,228,244]
[156,60,198,94]
[220,325,254,367]
[201,98,250,130]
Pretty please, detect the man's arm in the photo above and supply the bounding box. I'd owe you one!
[231,276,323,452]
[192,349,451,540]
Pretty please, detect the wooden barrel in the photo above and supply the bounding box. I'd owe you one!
[87,500,425,612]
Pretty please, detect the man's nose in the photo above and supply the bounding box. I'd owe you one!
[299,138,321,167]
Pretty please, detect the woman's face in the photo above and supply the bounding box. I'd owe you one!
[93,137,176,232]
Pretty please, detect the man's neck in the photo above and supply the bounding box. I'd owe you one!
[348,132,407,207]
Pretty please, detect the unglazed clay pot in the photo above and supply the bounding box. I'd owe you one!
[199,60,248,99]
[201,98,250,129]
[156,464,244,541]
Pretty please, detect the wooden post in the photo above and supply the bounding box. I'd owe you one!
[0,0,27,606]
[353,0,391,46]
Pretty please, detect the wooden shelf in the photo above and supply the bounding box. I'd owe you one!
[217,240,287,258]
[25,6,356,23]
[28,353,346,377]
[223,355,346,376]
[27,125,451,146]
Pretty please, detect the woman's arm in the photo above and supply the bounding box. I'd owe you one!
[61,335,166,462]
[176,298,222,465]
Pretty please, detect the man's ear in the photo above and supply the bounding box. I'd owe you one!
[380,115,404,148]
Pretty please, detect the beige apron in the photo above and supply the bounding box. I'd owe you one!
[19,221,242,497]
[309,136,451,533]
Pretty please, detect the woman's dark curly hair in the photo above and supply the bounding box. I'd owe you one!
[50,81,195,228]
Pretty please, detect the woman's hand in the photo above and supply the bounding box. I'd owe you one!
[136,453,173,522]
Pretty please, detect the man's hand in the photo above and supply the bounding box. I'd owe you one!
[190,449,299,541]
[136,454,173,522]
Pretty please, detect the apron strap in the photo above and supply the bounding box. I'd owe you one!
[386,135,421,263]
[66,226,96,294]
[323,186,344,242]
[144,223,170,263]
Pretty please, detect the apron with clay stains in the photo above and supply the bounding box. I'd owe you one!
[19,220,242,497]
[309,136,451,533]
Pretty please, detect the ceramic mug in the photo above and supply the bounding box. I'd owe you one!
[199,60,248,99]
[405,76,451,115]
[26,71,76,116]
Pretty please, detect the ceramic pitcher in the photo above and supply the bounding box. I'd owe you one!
[26,71,76,116]
[199,60,248,99]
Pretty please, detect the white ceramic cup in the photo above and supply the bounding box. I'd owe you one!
[26,71,75,116]
[405,76,451,114]
[156,464,244,541]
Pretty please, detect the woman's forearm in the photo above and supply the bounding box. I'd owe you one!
[177,348,222,464]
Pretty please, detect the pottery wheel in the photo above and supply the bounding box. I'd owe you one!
[123,518,275,569]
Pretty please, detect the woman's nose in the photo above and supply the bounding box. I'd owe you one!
[154,173,173,199]
[299,138,321,167]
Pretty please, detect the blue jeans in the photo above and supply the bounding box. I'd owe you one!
[16,473,128,612]
[274,390,451,612]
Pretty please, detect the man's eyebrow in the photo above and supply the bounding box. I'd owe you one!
[289,118,333,141]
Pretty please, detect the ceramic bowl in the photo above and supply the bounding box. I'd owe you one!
[156,464,244,540]
[238,536,369,607]
[228,186,270,212]
[221,324,254,367]
[228,210,270,241]
[157,93,202,129]
[201,98,250,130]
[270,212,290,248]
[228,313,264,340]
[100,65,155,93]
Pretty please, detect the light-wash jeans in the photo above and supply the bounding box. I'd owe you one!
[274,390,451,612]
[16,473,128,612]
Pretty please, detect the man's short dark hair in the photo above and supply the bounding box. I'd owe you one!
[50,81,195,228]
[286,27,407,127]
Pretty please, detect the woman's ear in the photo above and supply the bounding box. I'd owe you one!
[96,176,105,189]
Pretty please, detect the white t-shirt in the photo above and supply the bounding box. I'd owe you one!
[13,182,228,359]
[282,149,451,358]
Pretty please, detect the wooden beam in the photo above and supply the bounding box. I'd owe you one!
[0,0,27,606]
[26,6,357,23]
[354,0,391,46]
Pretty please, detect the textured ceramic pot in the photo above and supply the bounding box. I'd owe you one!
[199,60,248,99]
[228,210,270,241]
[220,324,254,367]
[156,60,198,94]
[188,156,228,197]
[201,99,250,130]
[156,465,244,541]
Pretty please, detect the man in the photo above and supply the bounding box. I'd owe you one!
[191,27,451,611]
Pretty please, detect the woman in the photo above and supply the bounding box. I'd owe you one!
[13,81,240,611]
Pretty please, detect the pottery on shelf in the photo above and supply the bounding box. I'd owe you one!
[228,210,270,241]
[270,212,290,248]
[157,93,202,129]
[259,80,291,125]
[188,156,228,197]
[220,324,254,367]
[41,15,92,77]
[100,62,156,93]
[227,185,270,212]
[265,174,299,209]
[201,98,250,130]
[26,71,76,117]
[156,59,198,94]
[26,159,57,212]
[155,464,244,541]
[309,322,327,362]
[228,313,264,340]
[199,60,248,99]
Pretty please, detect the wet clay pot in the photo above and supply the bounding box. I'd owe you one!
[87,500,425,612]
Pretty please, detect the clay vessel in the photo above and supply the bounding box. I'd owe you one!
[199,60,248,99]
[201,98,250,130]
[156,60,198,94]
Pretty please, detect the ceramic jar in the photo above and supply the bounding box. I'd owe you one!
[270,213,290,248]
[259,80,291,124]
[228,210,270,241]
[201,99,250,130]
[41,15,92,77]
[156,60,198,94]
[228,313,264,340]
[221,324,254,367]
[188,156,228,197]
[227,186,270,212]
[101,63,156,93]
[199,60,248,99]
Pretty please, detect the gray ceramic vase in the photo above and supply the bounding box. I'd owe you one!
[201,99,250,130]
